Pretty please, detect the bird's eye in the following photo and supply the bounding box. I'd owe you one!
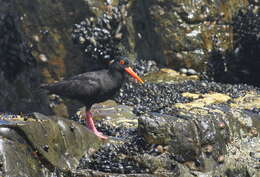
[119,60,125,65]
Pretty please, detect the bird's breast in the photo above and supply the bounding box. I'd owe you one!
[98,75,123,101]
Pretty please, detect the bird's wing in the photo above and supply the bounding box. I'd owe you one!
[43,77,101,101]
[68,70,105,81]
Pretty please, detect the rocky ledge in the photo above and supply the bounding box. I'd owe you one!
[1,69,258,177]
[75,71,259,177]
[0,112,102,176]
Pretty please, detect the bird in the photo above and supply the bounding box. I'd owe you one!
[41,57,144,140]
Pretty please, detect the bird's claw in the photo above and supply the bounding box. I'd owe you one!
[93,130,108,140]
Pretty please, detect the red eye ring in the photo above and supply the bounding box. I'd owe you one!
[119,60,125,65]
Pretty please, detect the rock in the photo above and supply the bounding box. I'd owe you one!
[175,92,231,110]
[138,112,229,171]
[186,69,197,75]
[0,0,93,114]
[0,0,259,176]
[20,113,103,170]
[0,0,259,116]
[0,112,103,176]
[61,76,259,176]
[137,87,259,175]
[73,169,159,177]
[0,127,51,177]
[133,153,178,175]
[131,0,248,69]
[207,3,260,87]
[91,100,137,128]
[143,68,199,83]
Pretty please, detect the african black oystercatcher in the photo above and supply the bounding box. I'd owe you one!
[41,57,144,139]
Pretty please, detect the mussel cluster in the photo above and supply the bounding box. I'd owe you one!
[116,79,258,115]
[78,126,163,174]
[72,5,124,68]
[132,59,159,76]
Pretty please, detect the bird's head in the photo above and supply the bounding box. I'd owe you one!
[109,57,144,84]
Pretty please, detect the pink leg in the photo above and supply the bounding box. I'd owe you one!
[85,111,107,140]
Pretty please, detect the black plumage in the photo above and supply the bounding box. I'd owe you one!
[41,57,144,139]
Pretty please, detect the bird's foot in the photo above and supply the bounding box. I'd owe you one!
[86,123,108,140]
[85,111,108,140]
[91,129,108,140]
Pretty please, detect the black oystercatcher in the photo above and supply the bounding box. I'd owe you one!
[41,57,144,139]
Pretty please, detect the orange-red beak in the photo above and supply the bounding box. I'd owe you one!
[124,67,144,84]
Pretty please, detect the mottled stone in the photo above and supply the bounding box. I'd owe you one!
[0,112,102,175]
[131,0,248,69]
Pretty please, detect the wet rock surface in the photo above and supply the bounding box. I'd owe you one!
[0,0,259,177]
[0,112,102,176]
[138,112,229,169]
[73,70,259,176]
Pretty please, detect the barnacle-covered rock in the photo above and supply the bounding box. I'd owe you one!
[135,82,259,175]
[138,111,229,170]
